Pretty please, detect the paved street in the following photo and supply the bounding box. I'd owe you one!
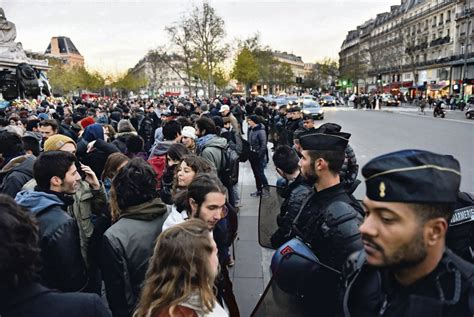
[231,107,474,316]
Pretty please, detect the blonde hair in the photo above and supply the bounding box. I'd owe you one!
[134,219,217,317]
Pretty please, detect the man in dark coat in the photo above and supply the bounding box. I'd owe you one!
[0,194,110,317]
[0,131,35,198]
[270,145,312,248]
[247,115,269,197]
[15,151,88,292]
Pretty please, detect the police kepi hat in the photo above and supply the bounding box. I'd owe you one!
[362,149,461,203]
[299,132,348,152]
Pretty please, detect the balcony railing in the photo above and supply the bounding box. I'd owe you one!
[430,36,451,47]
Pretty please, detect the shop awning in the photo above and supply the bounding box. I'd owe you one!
[428,84,449,91]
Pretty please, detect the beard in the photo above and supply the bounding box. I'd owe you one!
[363,229,427,270]
[300,166,318,185]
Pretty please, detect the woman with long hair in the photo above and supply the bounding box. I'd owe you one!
[134,219,226,317]
[101,152,130,195]
[160,143,190,205]
[162,155,213,231]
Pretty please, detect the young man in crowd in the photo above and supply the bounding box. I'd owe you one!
[38,119,58,142]
[15,151,88,292]
[0,131,35,197]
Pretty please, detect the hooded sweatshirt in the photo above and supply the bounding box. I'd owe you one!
[197,135,227,173]
[15,190,87,292]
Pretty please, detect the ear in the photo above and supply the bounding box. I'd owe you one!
[425,218,448,246]
[276,167,284,177]
[189,198,198,216]
[314,158,325,171]
[50,175,62,187]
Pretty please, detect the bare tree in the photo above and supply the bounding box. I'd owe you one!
[146,50,167,95]
[187,1,228,98]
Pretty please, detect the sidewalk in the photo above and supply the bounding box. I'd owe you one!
[229,145,278,317]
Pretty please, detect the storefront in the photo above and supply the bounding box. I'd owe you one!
[427,81,449,99]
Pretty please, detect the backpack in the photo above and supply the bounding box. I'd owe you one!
[446,192,474,263]
[216,144,240,188]
[239,137,251,162]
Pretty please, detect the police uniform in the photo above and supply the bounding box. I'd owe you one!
[291,132,364,316]
[341,149,474,317]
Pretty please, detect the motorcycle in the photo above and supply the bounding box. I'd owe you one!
[433,103,446,118]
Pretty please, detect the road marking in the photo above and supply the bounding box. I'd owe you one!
[394,111,474,125]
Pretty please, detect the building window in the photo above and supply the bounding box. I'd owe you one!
[439,13,444,25]
[432,16,437,27]
[447,10,451,22]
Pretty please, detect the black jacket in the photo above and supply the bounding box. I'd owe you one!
[77,139,120,178]
[0,154,35,198]
[341,249,474,317]
[0,283,110,317]
[15,190,88,292]
[100,198,168,317]
[248,123,267,157]
[292,183,364,316]
[271,174,312,248]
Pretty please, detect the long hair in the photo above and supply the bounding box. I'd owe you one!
[171,155,214,197]
[134,219,216,317]
[101,152,130,182]
[0,195,42,291]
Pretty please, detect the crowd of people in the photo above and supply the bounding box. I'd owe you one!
[0,94,472,317]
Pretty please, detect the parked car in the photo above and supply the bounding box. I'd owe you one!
[302,100,324,120]
[319,95,336,107]
[381,94,400,106]
[465,105,474,119]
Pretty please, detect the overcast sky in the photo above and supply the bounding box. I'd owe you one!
[3,0,397,74]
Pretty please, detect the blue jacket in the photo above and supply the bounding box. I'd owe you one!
[15,190,88,292]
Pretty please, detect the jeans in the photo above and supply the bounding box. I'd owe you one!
[250,152,269,191]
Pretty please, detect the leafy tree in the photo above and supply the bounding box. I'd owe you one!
[112,71,147,96]
[231,47,259,96]
[275,62,294,90]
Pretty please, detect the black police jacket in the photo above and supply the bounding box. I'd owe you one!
[293,182,364,270]
[270,174,312,248]
[340,249,474,317]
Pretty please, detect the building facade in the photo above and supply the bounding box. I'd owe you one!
[45,36,84,68]
[130,52,202,97]
[339,0,474,98]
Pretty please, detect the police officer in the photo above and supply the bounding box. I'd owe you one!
[341,149,474,316]
[270,145,312,248]
[291,132,364,315]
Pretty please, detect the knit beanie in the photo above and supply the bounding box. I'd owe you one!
[80,116,95,129]
[44,134,76,152]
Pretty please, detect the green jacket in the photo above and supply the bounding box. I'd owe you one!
[22,179,107,266]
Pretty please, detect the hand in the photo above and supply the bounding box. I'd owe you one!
[81,164,100,190]
[87,140,96,153]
